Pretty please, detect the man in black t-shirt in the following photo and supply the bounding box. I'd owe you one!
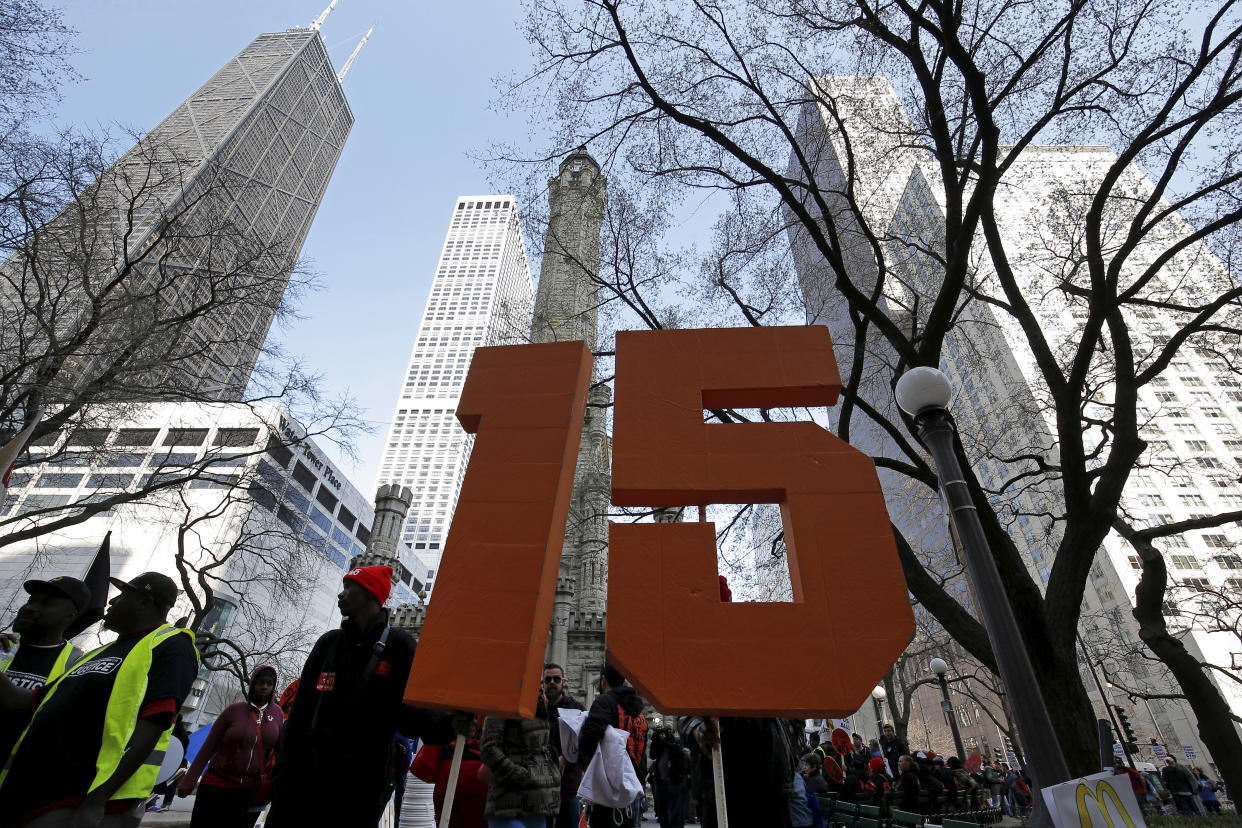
[0,577,90,759]
[0,571,198,827]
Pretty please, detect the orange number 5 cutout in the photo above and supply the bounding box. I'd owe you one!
[405,341,592,718]
[608,326,913,716]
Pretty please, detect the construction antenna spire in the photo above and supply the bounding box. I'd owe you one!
[310,0,339,31]
[337,25,374,81]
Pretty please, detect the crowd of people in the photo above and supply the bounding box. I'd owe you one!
[0,564,658,828]
[0,564,1232,828]
[798,728,1034,821]
[1114,756,1228,817]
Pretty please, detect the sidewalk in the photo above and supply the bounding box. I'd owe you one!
[139,795,193,826]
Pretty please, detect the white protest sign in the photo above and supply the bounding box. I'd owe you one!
[1041,770,1147,828]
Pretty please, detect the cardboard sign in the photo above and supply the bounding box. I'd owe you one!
[1043,770,1146,828]
[831,728,854,757]
[607,326,914,715]
[404,341,592,717]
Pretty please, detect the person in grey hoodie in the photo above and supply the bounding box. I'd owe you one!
[481,696,560,828]
[578,663,649,828]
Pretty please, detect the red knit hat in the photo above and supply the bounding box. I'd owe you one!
[869,757,887,772]
[344,565,393,604]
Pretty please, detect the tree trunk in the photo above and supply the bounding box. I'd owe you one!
[1028,646,1100,776]
[1128,539,1242,796]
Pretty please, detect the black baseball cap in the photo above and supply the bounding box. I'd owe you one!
[108,572,178,609]
[24,576,91,613]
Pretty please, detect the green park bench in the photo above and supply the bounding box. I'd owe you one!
[890,808,925,828]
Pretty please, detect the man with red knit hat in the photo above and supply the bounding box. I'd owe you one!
[266,565,454,828]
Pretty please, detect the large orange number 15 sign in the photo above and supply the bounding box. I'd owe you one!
[406,327,912,718]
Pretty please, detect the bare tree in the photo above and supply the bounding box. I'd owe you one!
[500,0,1242,785]
[0,0,78,129]
[165,480,326,700]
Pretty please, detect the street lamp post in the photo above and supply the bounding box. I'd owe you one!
[931,657,968,760]
[895,368,1071,816]
[872,685,888,743]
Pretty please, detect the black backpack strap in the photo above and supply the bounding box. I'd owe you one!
[360,623,391,687]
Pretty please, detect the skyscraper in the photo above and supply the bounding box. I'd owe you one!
[15,13,359,400]
[374,196,534,588]
[788,76,1240,768]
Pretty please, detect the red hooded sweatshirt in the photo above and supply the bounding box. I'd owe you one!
[186,669,284,789]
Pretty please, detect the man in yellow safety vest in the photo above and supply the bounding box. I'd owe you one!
[0,576,90,761]
[0,572,198,827]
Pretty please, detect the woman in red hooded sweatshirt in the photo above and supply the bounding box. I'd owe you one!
[178,665,284,827]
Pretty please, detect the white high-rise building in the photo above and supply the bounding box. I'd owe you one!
[0,400,433,719]
[374,197,534,587]
[789,77,1242,770]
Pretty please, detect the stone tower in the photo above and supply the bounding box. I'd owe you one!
[352,484,413,592]
[532,150,611,697]
[531,149,606,348]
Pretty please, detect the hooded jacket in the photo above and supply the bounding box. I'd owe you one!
[266,609,452,828]
[578,684,648,777]
[186,669,284,788]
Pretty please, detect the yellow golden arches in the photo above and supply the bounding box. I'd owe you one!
[1074,780,1139,828]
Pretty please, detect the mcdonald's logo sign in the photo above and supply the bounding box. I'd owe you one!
[1072,780,1140,828]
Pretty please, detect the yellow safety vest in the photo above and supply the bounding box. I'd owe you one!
[47,641,79,682]
[1,624,197,801]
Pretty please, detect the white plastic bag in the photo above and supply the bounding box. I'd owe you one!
[578,724,643,810]
[558,708,588,763]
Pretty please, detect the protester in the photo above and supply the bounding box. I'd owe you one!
[1160,757,1200,816]
[0,572,198,827]
[789,767,816,828]
[0,576,90,760]
[839,761,870,804]
[946,757,978,810]
[933,757,958,812]
[895,755,921,813]
[480,697,560,828]
[868,738,882,758]
[851,733,869,764]
[1195,768,1221,814]
[179,665,283,827]
[266,565,455,828]
[146,719,190,814]
[674,583,793,828]
[579,663,649,828]
[800,754,830,798]
[986,762,1007,815]
[1114,762,1147,802]
[412,714,488,828]
[541,663,586,828]
[650,725,689,828]
[867,757,892,808]
[1010,768,1032,818]
[880,725,908,777]
[916,754,945,815]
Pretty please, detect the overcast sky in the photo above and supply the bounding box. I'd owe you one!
[53,0,540,490]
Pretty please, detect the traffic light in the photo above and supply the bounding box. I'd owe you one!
[1113,704,1138,749]
[993,746,1002,761]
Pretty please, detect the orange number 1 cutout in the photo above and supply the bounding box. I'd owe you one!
[608,326,914,716]
[405,341,592,717]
